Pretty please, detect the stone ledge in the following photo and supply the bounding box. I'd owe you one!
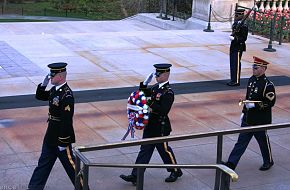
[127,13,232,30]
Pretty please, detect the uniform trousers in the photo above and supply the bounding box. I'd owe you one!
[228,117,273,168]
[28,143,76,190]
[229,50,243,84]
[131,130,179,176]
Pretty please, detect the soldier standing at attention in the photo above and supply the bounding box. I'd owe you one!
[227,8,248,86]
[120,63,182,185]
[28,63,80,190]
[223,57,276,171]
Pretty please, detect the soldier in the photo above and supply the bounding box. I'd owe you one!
[28,63,80,190]
[120,63,182,185]
[227,8,249,86]
[224,56,276,171]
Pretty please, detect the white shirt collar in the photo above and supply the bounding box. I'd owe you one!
[159,81,168,88]
[55,82,66,91]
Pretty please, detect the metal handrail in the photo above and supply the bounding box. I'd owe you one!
[85,163,238,182]
[75,122,290,152]
[74,122,290,190]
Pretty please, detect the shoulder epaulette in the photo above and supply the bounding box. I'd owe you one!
[163,84,174,94]
[61,86,73,99]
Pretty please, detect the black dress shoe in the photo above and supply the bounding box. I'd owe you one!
[259,162,274,171]
[120,174,137,185]
[227,82,240,86]
[165,170,183,182]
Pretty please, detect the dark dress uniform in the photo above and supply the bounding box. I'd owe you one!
[228,11,248,86]
[226,57,276,171]
[130,81,180,176]
[28,63,78,190]
[120,64,182,184]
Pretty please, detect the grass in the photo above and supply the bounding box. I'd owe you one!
[1,1,125,21]
[0,18,51,22]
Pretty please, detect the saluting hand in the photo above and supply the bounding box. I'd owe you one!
[41,74,50,87]
[143,72,154,85]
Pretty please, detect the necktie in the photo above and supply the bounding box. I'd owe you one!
[51,86,56,93]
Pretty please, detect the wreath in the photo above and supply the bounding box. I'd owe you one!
[121,90,149,140]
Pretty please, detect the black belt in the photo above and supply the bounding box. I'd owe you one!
[48,114,61,121]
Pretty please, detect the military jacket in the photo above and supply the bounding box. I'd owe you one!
[139,82,174,137]
[242,74,276,125]
[230,21,248,52]
[36,83,75,146]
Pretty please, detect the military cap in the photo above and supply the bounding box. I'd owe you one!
[48,62,67,77]
[154,63,172,76]
[235,8,245,15]
[253,56,270,67]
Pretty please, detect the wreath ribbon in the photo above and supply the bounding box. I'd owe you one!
[121,114,135,140]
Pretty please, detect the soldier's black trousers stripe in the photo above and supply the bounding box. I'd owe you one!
[230,50,243,84]
[28,143,81,190]
[132,141,179,176]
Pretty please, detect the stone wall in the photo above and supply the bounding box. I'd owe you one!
[191,0,255,21]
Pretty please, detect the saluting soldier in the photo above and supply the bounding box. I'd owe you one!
[120,64,182,185]
[224,56,276,171]
[227,8,249,86]
[28,63,80,190]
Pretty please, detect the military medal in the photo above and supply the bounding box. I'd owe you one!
[156,93,162,100]
[53,96,59,106]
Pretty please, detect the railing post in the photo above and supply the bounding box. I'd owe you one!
[157,0,164,18]
[136,168,145,190]
[214,135,223,190]
[75,155,81,190]
[220,172,230,190]
[252,9,257,35]
[278,16,285,45]
[83,165,89,190]
[203,4,214,32]
[172,0,177,21]
[162,0,170,20]
[264,12,277,52]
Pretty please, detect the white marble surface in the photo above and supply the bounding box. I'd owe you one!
[0,20,289,96]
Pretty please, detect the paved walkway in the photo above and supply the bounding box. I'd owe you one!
[0,16,290,190]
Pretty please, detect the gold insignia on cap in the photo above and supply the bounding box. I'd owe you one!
[65,105,71,111]
[266,92,275,101]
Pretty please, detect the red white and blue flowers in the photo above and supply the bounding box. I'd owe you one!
[122,90,149,140]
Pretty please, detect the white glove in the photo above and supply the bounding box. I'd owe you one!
[58,146,66,152]
[240,113,244,122]
[41,74,50,87]
[229,35,235,41]
[143,72,154,85]
[245,103,255,109]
